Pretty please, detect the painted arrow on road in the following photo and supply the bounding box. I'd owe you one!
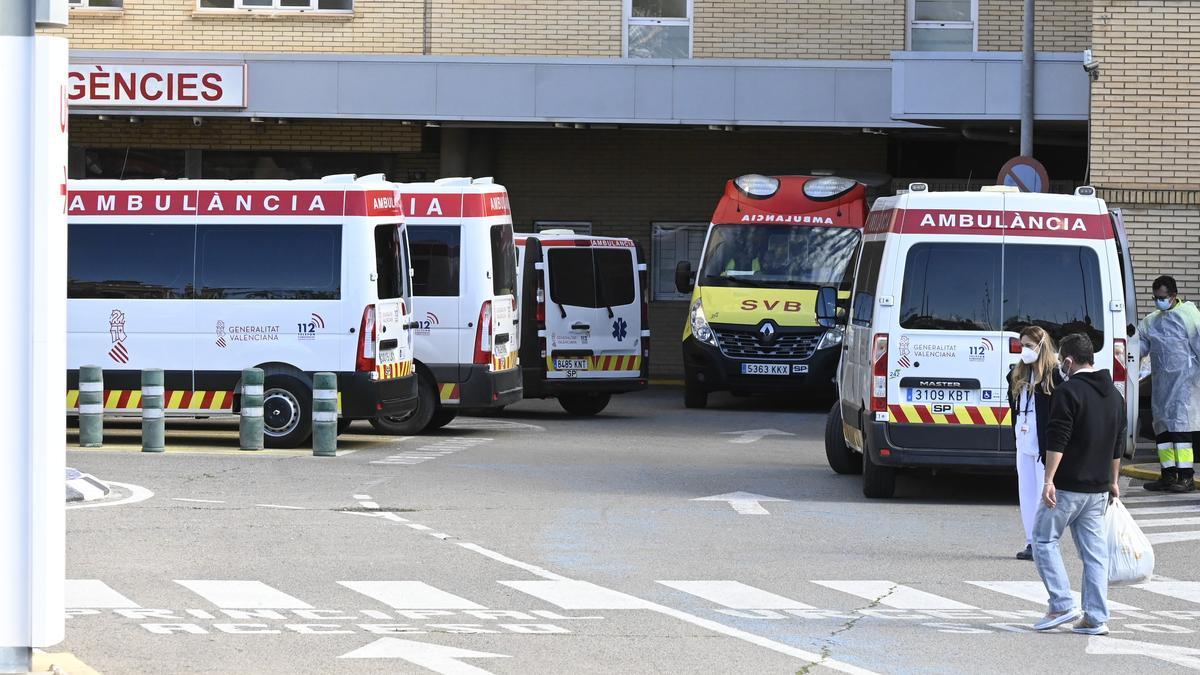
[693,492,790,515]
[719,429,795,444]
[339,637,509,674]
[1086,635,1200,670]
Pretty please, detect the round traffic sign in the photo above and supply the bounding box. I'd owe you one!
[997,156,1050,193]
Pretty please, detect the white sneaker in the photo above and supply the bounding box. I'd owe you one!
[1034,610,1081,631]
[1072,620,1109,635]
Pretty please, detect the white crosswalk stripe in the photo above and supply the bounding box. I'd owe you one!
[657,580,815,610]
[175,580,313,609]
[966,580,1142,611]
[1125,494,1200,546]
[811,580,976,609]
[499,580,653,610]
[1133,581,1200,605]
[338,581,487,609]
[65,580,140,609]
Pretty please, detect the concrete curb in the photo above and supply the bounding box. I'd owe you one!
[1121,462,1200,488]
[66,467,110,503]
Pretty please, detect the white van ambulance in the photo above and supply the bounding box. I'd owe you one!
[66,174,418,448]
[372,178,522,434]
[825,184,1140,498]
[514,231,649,415]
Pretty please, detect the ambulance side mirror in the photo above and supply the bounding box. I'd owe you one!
[674,261,694,294]
[816,286,840,328]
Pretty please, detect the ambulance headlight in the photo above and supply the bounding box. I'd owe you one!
[817,327,844,350]
[803,176,857,200]
[734,174,780,199]
[690,298,718,347]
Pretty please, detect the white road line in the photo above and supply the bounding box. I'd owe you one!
[176,580,313,609]
[456,543,569,582]
[430,533,454,540]
[501,580,655,610]
[967,581,1141,611]
[255,504,308,510]
[812,580,976,610]
[658,580,816,610]
[359,501,380,510]
[407,524,433,531]
[66,580,140,608]
[172,498,226,504]
[67,481,154,510]
[1127,504,1200,516]
[1119,495,1200,504]
[1133,581,1200,605]
[1135,516,1200,527]
[353,494,371,500]
[1147,531,1200,545]
[338,581,486,610]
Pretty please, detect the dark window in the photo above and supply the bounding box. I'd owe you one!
[409,225,460,297]
[68,224,194,299]
[196,224,341,300]
[900,243,1001,331]
[698,224,861,289]
[851,241,885,326]
[490,224,517,297]
[899,243,1105,345]
[1003,244,1105,347]
[81,148,185,179]
[374,224,405,300]
[548,249,637,309]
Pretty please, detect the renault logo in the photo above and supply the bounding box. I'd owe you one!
[757,320,778,344]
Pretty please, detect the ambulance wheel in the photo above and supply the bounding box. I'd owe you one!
[262,376,312,449]
[862,447,897,498]
[370,374,436,435]
[558,393,611,416]
[684,380,707,409]
[426,409,457,430]
[825,402,862,475]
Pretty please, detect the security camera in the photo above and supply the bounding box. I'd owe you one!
[191,116,203,127]
[1082,49,1100,79]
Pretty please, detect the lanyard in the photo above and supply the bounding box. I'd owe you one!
[1019,386,1035,419]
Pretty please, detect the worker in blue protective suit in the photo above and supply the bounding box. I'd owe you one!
[1140,275,1200,493]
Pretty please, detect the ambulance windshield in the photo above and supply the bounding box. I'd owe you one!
[700,224,860,289]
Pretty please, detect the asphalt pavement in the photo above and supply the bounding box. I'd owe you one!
[61,388,1200,674]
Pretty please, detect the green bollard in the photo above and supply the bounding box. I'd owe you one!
[78,365,104,448]
[141,368,165,453]
[240,368,265,451]
[312,372,338,457]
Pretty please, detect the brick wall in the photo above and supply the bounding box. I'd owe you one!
[1109,204,1200,317]
[977,0,1090,52]
[693,0,905,59]
[71,116,423,152]
[429,1,620,56]
[45,0,423,53]
[489,128,888,377]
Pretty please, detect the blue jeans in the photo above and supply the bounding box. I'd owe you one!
[1032,490,1110,625]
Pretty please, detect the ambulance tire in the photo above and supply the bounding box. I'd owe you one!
[862,446,897,498]
[426,409,457,430]
[825,403,862,475]
[683,380,707,409]
[558,393,611,416]
[370,374,436,436]
[262,376,313,449]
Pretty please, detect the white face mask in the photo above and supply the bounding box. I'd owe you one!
[1156,297,1173,311]
[1019,346,1039,365]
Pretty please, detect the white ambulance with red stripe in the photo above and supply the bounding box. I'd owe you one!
[514,231,649,415]
[370,178,521,434]
[825,184,1140,498]
[66,174,418,448]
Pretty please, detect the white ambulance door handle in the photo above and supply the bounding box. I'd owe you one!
[370,272,378,281]
[571,322,590,332]
[878,296,895,307]
[1109,300,1124,312]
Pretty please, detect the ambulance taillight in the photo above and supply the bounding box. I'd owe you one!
[871,334,889,413]
[1113,339,1128,398]
[474,300,493,365]
[356,305,377,374]
[1009,337,1022,354]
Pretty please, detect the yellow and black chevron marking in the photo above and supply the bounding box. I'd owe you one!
[438,383,462,403]
[68,389,344,413]
[376,360,414,380]
[545,355,642,372]
[888,404,1012,426]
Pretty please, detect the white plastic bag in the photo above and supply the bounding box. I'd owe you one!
[1106,498,1155,585]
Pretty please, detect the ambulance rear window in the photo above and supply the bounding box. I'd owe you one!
[409,225,460,297]
[548,248,635,308]
[374,224,406,300]
[490,225,517,297]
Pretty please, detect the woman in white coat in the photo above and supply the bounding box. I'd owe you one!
[1006,326,1064,560]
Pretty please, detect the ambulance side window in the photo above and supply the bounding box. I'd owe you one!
[196,224,341,300]
[409,225,460,297]
[851,241,885,326]
[68,223,195,299]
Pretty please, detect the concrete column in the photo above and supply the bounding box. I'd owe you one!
[439,127,468,179]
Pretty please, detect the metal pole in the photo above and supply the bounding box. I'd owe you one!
[312,373,338,457]
[0,3,38,671]
[1020,0,1035,156]
[141,369,165,453]
[78,366,104,447]
[239,368,265,451]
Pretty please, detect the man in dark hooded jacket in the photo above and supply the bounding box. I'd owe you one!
[1031,333,1125,637]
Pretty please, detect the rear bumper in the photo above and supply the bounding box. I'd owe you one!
[682,335,839,395]
[454,364,523,409]
[521,370,648,398]
[338,372,418,419]
[864,416,1015,470]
